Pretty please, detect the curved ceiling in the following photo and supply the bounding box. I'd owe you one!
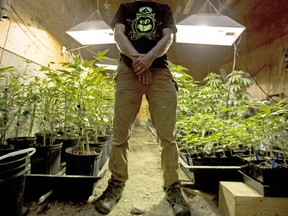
[9,0,288,81]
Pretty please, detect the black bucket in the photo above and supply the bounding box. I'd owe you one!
[30,142,63,175]
[65,146,102,176]
[54,137,80,163]
[6,137,36,149]
[90,139,108,170]
[0,148,36,216]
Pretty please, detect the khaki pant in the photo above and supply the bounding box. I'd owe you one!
[109,61,179,188]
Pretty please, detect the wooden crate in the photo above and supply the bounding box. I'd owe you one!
[219,181,288,216]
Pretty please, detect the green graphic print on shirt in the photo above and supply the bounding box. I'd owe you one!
[127,6,162,41]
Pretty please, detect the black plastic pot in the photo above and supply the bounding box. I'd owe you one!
[0,144,14,150]
[6,137,36,149]
[240,170,288,197]
[65,146,102,176]
[35,132,56,146]
[0,148,35,216]
[193,157,248,191]
[30,142,63,175]
[244,159,288,185]
[180,151,248,192]
[90,138,108,170]
[55,137,80,163]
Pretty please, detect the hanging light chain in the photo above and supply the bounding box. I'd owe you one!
[198,0,221,15]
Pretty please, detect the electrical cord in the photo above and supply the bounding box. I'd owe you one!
[270,49,286,93]
[231,36,273,101]
[232,32,288,101]
[238,54,269,94]
[0,17,11,64]
[235,47,274,101]
[10,5,60,56]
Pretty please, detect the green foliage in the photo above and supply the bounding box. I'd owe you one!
[249,101,288,158]
[0,50,115,150]
[175,64,288,160]
[169,62,199,119]
[171,64,287,157]
[0,65,38,144]
[0,66,15,144]
[42,50,115,152]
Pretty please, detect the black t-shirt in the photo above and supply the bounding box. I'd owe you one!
[110,1,177,68]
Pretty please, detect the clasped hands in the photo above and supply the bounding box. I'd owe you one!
[132,54,153,85]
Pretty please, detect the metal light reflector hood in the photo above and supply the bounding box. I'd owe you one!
[176,14,245,46]
[66,20,115,45]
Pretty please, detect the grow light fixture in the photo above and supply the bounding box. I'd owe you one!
[176,0,245,46]
[66,10,115,45]
[0,0,11,21]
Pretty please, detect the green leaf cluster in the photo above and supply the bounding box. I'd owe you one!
[0,50,115,151]
[171,63,287,159]
[39,50,115,151]
[0,64,39,144]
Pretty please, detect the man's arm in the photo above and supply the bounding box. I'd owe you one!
[114,23,140,59]
[114,23,174,74]
[114,23,152,84]
[132,28,174,75]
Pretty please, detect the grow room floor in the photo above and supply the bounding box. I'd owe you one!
[23,123,221,216]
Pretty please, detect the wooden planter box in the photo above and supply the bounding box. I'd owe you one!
[219,181,288,216]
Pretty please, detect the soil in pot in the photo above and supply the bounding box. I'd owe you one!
[55,137,80,163]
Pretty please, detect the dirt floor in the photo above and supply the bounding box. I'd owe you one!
[24,123,221,216]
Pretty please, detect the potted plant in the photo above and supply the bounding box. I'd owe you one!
[22,66,64,175]
[43,64,81,163]
[171,63,254,191]
[55,50,114,176]
[0,51,114,176]
[0,66,18,149]
[240,100,288,196]
[173,65,254,152]
[84,66,114,170]
[3,64,38,149]
[0,65,37,148]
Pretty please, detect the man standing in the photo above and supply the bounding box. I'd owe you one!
[95,1,191,215]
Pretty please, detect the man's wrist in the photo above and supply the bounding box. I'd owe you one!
[147,51,156,60]
[131,53,140,60]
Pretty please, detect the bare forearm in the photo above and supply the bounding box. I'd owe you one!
[134,32,174,87]
[114,23,174,81]
[133,28,174,71]
[114,24,174,64]
[147,28,174,60]
[114,26,139,59]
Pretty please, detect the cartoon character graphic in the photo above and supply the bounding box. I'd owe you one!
[128,6,162,40]
[137,18,152,32]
